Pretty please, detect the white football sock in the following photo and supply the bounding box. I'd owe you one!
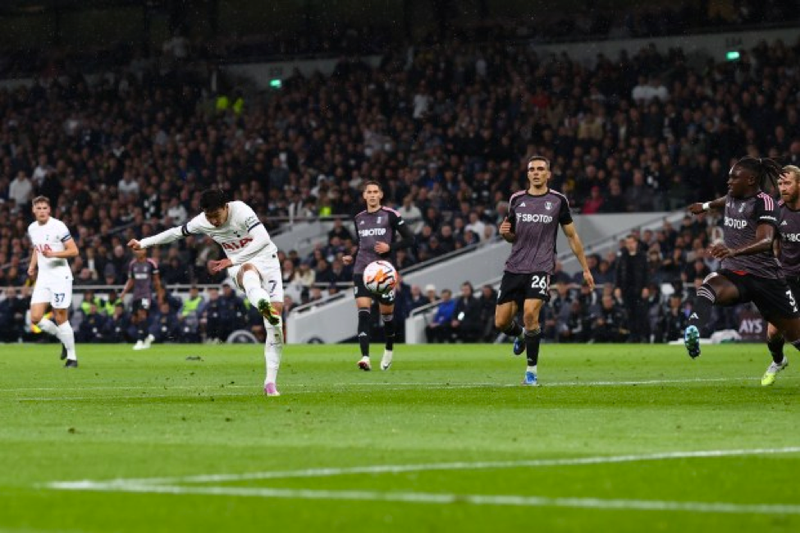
[264,319,283,385]
[242,270,270,307]
[37,317,60,337]
[58,321,77,361]
[526,365,537,374]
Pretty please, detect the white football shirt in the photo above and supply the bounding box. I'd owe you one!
[27,216,74,281]
[140,201,276,264]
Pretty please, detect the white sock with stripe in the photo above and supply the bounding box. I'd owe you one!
[264,320,283,385]
[58,321,77,361]
[36,317,60,337]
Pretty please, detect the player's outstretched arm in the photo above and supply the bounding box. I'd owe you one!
[128,226,187,250]
[688,196,726,215]
[562,222,595,291]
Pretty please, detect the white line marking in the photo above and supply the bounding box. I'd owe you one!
[50,447,800,486]
[43,482,800,515]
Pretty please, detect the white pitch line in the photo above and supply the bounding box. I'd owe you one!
[53,446,800,486]
[43,482,800,515]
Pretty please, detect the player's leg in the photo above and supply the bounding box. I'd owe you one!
[50,283,77,367]
[762,322,788,386]
[378,298,395,371]
[520,298,545,386]
[236,263,280,326]
[762,278,800,385]
[684,272,741,359]
[494,274,524,353]
[495,300,523,347]
[351,273,375,370]
[30,284,72,364]
[755,278,800,385]
[356,296,374,371]
[240,260,284,396]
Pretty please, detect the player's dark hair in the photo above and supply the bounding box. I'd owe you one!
[363,180,382,191]
[200,189,227,211]
[31,195,50,206]
[527,155,550,169]
[736,156,782,191]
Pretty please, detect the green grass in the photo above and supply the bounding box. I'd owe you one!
[0,342,798,532]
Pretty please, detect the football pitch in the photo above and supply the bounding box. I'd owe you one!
[0,342,798,532]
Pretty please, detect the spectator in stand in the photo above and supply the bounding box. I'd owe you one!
[451,282,484,343]
[281,259,296,286]
[616,234,648,342]
[328,218,354,243]
[200,287,224,342]
[314,258,334,286]
[660,293,688,343]
[0,287,26,342]
[465,211,487,242]
[640,284,663,343]
[593,259,615,286]
[407,284,431,311]
[477,284,497,341]
[560,300,592,343]
[102,303,131,343]
[77,302,107,343]
[592,294,630,343]
[624,170,655,212]
[545,281,573,339]
[149,300,182,344]
[328,258,350,286]
[219,282,246,339]
[8,172,34,207]
[293,262,316,289]
[582,186,604,214]
[425,288,455,343]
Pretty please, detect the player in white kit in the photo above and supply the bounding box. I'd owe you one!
[27,196,80,367]
[127,189,285,396]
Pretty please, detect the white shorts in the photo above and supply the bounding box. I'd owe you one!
[31,278,73,309]
[228,254,284,303]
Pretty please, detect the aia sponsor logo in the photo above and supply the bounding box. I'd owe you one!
[222,237,254,251]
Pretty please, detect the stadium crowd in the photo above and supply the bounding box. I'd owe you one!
[2,28,800,344]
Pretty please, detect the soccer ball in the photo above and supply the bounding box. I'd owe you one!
[363,260,398,295]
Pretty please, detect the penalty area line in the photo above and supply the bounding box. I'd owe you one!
[47,446,800,486]
[43,481,800,515]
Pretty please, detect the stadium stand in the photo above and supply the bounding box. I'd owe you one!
[2,5,800,343]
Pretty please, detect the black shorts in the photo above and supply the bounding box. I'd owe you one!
[718,269,800,321]
[353,275,395,305]
[785,275,800,302]
[497,271,551,306]
[132,298,152,312]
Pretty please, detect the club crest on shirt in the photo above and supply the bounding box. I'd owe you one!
[545,201,552,210]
